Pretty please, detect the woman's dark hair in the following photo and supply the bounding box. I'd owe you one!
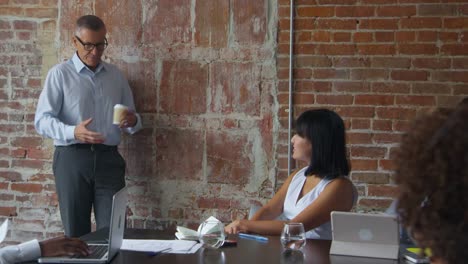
[395,105,468,263]
[295,109,350,179]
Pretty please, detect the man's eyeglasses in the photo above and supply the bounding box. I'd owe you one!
[75,35,108,51]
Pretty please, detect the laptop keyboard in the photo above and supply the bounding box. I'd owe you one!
[81,245,108,259]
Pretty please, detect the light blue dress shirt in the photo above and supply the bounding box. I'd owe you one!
[0,239,41,264]
[35,52,142,146]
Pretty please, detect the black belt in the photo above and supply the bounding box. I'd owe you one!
[57,144,117,152]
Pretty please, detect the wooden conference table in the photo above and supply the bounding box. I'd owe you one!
[78,228,402,264]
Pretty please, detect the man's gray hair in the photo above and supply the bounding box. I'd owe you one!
[75,15,106,37]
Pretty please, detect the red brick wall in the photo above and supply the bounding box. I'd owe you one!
[89,0,277,231]
[277,0,468,211]
[1,0,277,244]
[0,0,60,245]
[1,0,467,245]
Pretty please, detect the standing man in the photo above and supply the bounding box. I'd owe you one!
[35,15,142,237]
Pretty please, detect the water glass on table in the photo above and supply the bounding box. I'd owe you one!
[281,222,306,250]
[199,220,225,249]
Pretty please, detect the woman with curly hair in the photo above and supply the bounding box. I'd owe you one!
[395,104,468,264]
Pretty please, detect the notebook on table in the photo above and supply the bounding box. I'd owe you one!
[402,247,430,263]
[330,211,400,260]
[38,187,128,263]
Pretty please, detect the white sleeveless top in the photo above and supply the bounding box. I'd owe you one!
[283,167,357,240]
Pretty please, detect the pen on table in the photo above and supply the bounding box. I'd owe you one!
[238,233,269,242]
[146,248,171,256]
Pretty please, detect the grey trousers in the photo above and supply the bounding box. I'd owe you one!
[53,144,126,237]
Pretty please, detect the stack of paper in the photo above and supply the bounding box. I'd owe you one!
[121,239,201,254]
[175,226,199,240]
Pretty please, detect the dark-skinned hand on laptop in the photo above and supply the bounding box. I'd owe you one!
[39,236,90,257]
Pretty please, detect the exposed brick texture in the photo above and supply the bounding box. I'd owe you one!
[194,0,229,48]
[0,0,467,246]
[277,0,467,213]
[160,61,208,114]
[0,0,59,245]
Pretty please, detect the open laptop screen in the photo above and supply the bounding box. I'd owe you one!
[330,211,400,259]
[38,187,127,263]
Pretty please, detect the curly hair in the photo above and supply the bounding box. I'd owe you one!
[395,105,468,263]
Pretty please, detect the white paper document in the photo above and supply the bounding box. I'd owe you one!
[176,216,221,240]
[121,239,201,254]
[0,219,8,243]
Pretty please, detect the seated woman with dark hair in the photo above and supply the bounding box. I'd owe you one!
[225,109,357,240]
[395,104,468,264]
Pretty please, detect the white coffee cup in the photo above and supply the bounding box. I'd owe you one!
[113,104,128,125]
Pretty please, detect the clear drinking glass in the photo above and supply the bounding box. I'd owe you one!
[199,248,226,264]
[281,222,306,250]
[198,220,225,249]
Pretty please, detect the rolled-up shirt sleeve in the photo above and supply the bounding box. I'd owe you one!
[0,239,41,264]
[34,67,76,142]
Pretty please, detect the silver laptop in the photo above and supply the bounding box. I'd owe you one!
[38,187,128,263]
[330,211,400,260]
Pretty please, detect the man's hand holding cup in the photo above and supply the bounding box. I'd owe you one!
[113,104,137,128]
